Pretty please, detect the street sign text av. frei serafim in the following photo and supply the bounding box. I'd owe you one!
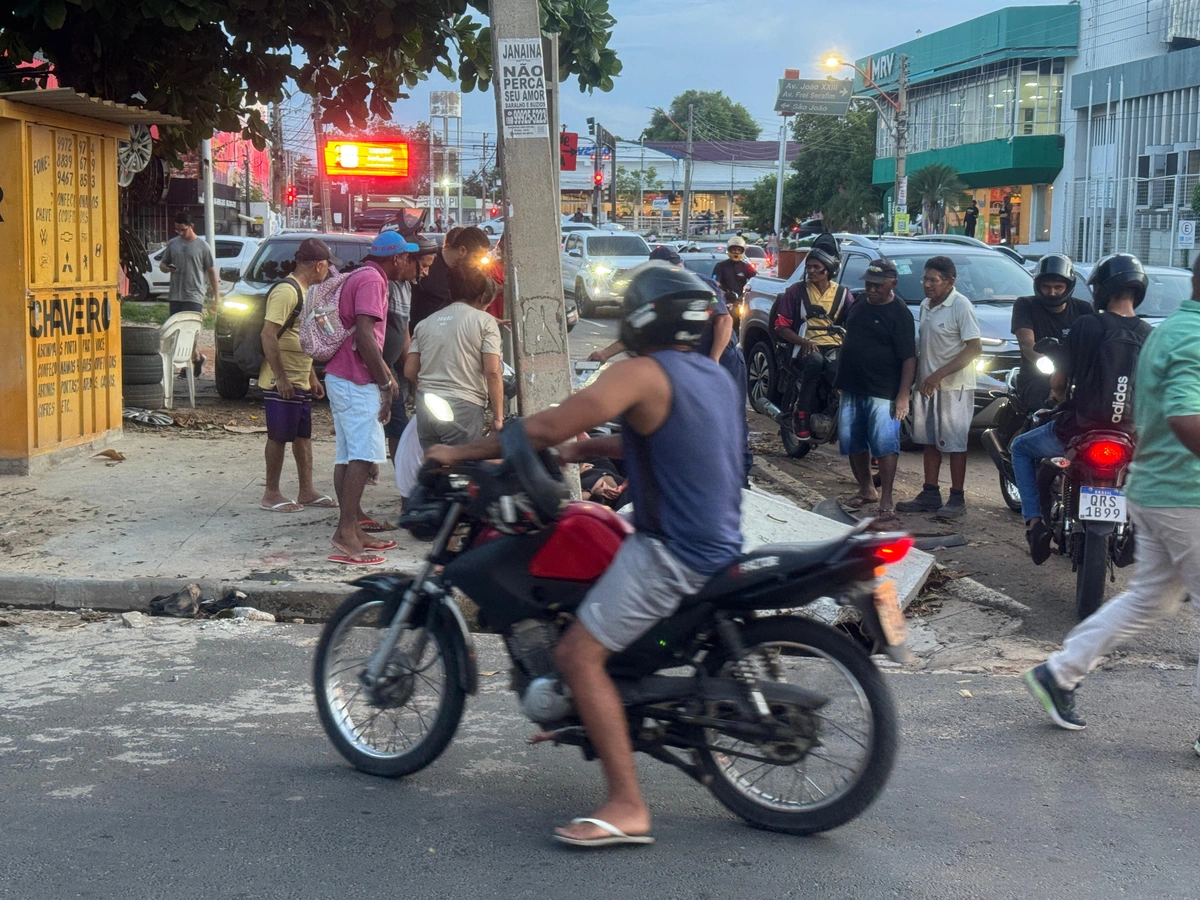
[774,78,853,116]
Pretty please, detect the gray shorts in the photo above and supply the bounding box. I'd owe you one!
[415,394,486,450]
[577,532,708,652]
[911,386,973,453]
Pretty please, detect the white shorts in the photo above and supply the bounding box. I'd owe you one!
[325,373,387,465]
[911,387,973,454]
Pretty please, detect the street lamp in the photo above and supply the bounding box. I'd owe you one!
[827,53,909,234]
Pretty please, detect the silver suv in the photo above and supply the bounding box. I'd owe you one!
[562,231,651,317]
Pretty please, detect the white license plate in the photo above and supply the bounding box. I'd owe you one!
[1079,486,1127,523]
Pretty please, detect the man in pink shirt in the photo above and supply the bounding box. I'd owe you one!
[325,231,421,565]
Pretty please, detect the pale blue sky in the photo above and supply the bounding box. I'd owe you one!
[393,0,1073,145]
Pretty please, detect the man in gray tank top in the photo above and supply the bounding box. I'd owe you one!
[427,263,743,849]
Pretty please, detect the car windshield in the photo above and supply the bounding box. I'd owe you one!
[586,235,650,256]
[743,246,766,258]
[1139,271,1192,317]
[889,252,1033,303]
[682,258,719,277]
[244,239,370,284]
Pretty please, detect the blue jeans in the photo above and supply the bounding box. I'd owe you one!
[1010,422,1064,523]
[839,392,900,458]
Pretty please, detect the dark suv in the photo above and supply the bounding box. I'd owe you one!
[214,233,374,399]
[740,236,1035,431]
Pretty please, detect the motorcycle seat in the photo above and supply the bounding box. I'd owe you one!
[694,539,845,600]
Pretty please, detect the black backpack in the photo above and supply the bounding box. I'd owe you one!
[1068,315,1152,435]
[232,278,303,377]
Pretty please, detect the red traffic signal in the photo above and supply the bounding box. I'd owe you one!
[285,185,296,206]
[489,205,499,218]
[593,171,604,187]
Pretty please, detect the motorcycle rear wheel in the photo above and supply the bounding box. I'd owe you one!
[1075,523,1112,620]
[697,616,898,835]
[999,473,1022,513]
[313,589,466,777]
[779,422,812,459]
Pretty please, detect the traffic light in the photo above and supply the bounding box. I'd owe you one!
[285,184,296,206]
[586,117,596,136]
[593,170,603,187]
[489,205,499,218]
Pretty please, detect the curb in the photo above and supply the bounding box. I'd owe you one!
[931,568,1032,616]
[750,457,825,509]
[0,573,359,622]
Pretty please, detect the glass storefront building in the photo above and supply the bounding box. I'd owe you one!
[858,6,1079,250]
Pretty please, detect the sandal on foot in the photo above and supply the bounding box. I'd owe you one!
[261,500,303,512]
[359,518,394,533]
[839,495,877,510]
[299,495,338,508]
[553,818,655,849]
[327,553,385,566]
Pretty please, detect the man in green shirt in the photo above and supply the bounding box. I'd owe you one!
[1025,255,1200,755]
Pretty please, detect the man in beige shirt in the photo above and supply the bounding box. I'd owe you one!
[404,263,504,449]
[897,255,982,519]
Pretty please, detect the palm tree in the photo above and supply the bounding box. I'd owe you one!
[907,163,970,235]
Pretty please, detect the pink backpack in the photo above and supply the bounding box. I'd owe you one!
[298,268,370,362]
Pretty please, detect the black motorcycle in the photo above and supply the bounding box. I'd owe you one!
[980,366,1037,513]
[755,326,845,460]
[313,424,911,836]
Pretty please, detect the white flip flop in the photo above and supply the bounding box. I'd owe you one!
[553,817,655,848]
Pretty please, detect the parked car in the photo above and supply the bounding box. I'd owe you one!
[482,217,506,236]
[910,232,1028,268]
[741,236,1035,433]
[561,222,601,247]
[352,207,406,232]
[213,233,374,399]
[1071,262,1192,325]
[742,244,769,271]
[562,231,652,316]
[148,235,260,298]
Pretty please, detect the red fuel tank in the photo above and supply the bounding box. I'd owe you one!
[528,502,632,582]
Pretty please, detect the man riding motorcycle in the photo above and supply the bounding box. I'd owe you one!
[711,235,756,316]
[1010,254,1094,411]
[1010,253,1152,563]
[427,262,744,848]
[773,232,853,439]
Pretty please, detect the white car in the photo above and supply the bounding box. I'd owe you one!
[562,231,651,316]
[147,235,261,297]
[482,218,506,236]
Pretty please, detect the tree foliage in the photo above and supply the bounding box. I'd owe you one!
[906,162,969,234]
[739,100,879,234]
[640,90,760,142]
[614,165,662,195]
[0,0,621,159]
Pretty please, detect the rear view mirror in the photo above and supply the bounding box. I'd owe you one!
[568,249,581,258]
[219,267,241,282]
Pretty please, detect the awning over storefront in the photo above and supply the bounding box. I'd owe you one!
[871,134,1064,189]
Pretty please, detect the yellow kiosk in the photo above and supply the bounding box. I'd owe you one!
[0,89,182,474]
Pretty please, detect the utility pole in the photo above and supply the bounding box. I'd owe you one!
[312,101,329,232]
[773,116,790,237]
[609,139,617,225]
[201,138,215,255]
[243,152,252,236]
[488,0,573,418]
[894,54,909,234]
[591,119,601,222]
[270,103,284,212]
[680,103,694,238]
[638,139,645,232]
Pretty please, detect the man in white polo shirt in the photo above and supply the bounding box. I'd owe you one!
[897,255,982,519]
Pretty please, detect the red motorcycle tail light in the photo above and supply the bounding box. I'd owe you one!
[1082,440,1129,469]
[875,537,914,565]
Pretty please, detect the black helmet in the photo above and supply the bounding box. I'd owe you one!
[649,244,682,265]
[1033,253,1076,305]
[618,261,715,353]
[1087,253,1148,311]
[807,232,840,276]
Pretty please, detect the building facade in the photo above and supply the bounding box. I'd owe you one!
[858,5,1079,254]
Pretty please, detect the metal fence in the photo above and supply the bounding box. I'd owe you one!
[1060,174,1198,267]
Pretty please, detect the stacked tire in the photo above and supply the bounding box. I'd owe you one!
[121,324,165,409]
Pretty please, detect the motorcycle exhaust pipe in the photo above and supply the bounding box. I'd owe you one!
[758,399,783,419]
[980,429,1007,470]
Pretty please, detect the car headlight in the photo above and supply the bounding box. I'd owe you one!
[222,298,251,312]
[975,357,993,374]
[588,263,614,278]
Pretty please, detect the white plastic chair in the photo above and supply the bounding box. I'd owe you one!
[159,311,203,409]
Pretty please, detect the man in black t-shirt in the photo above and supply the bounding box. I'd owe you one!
[408,226,491,330]
[711,236,756,305]
[1010,254,1093,410]
[833,258,917,519]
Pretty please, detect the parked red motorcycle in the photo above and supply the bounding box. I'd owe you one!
[313,424,911,835]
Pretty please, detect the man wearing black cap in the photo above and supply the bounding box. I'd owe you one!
[834,259,916,519]
[259,238,339,512]
[773,233,853,439]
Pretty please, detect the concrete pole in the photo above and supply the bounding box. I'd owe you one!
[243,152,252,236]
[681,103,694,238]
[638,139,645,231]
[773,118,788,237]
[895,55,908,234]
[488,0,573,417]
[201,138,216,255]
[1084,81,1094,261]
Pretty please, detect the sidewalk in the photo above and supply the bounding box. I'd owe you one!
[0,422,932,618]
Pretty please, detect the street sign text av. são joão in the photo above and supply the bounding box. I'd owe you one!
[774,78,853,116]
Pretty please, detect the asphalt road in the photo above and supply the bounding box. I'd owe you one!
[2,614,1199,900]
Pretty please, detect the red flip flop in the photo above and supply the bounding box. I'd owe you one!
[328,553,386,566]
[359,518,394,533]
[362,540,397,552]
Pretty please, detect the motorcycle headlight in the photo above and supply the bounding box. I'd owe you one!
[1036,356,1056,375]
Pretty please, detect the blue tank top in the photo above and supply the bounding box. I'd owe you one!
[621,350,743,575]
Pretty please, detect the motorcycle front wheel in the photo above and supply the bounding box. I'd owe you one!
[1075,522,1113,620]
[313,588,467,777]
[999,472,1022,513]
[697,616,898,835]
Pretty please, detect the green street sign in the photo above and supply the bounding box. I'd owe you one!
[774,78,853,115]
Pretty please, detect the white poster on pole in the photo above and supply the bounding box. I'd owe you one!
[1178,219,1195,249]
[896,176,908,209]
[497,38,550,139]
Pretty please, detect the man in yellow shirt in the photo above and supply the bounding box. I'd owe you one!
[259,238,337,512]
